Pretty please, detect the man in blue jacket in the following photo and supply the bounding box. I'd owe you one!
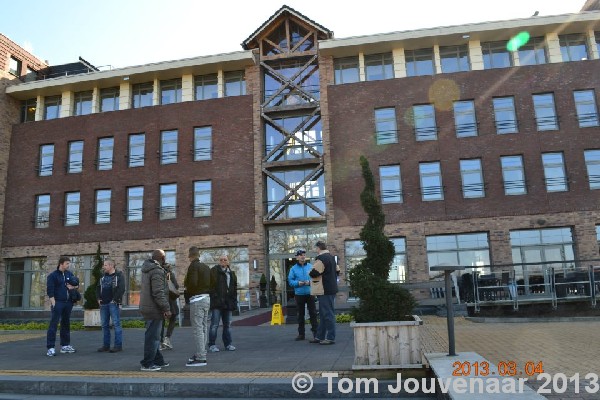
[288,249,318,341]
[46,256,78,356]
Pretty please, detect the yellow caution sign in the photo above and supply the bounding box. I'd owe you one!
[270,303,284,325]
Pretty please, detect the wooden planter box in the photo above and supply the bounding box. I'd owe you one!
[83,309,101,328]
[351,316,422,370]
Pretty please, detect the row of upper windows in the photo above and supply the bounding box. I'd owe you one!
[34,181,212,228]
[20,71,246,123]
[379,150,600,203]
[334,32,600,83]
[37,127,212,176]
[374,90,599,144]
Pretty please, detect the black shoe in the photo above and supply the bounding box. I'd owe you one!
[155,361,169,367]
[97,347,110,352]
[109,347,122,353]
[295,335,305,341]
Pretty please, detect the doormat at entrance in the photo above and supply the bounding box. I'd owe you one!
[232,311,275,326]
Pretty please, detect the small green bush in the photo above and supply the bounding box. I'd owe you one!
[0,319,146,331]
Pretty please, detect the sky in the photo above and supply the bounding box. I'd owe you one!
[2,0,583,70]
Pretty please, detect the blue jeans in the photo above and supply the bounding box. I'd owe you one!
[208,309,232,347]
[316,294,336,341]
[141,319,165,368]
[100,303,122,348]
[46,301,73,349]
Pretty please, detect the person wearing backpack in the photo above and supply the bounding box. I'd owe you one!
[96,259,125,353]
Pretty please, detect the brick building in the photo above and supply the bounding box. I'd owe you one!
[2,5,600,314]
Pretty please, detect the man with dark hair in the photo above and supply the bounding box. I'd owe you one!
[96,259,125,353]
[46,256,78,356]
[139,249,171,371]
[309,241,338,345]
[288,249,318,341]
[184,246,211,366]
[208,255,237,352]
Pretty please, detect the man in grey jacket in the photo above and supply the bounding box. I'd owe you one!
[139,249,171,371]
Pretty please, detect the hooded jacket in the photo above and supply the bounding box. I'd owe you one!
[95,270,126,305]
[139,259,170,320]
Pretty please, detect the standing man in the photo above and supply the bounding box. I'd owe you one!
[208,255,237,352]
[139,249,171,371]
[46,256,78,356]
[160,262,179,351]
[96,259,125,353]
[309,241,338,345]
[287,249,318,341]
[184,246,211,367]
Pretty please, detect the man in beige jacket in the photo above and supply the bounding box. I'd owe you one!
[308,241,338,344]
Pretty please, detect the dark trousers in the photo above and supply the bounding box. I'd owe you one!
[295,294,318,337]
[161,299,179,340]
[141,319,165,368]
[46,301,73,349]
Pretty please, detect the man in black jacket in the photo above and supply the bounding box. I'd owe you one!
[96,259,125,353]
[207,255,237,352]
[184,246,211,366]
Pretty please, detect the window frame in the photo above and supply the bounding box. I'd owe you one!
[453,100,478,137]
[413,104,438,141]
[64,192,81,226]
[128,133,145,168]
[67,140,84,174]
[160,130,178,165]
[194,126,212,161]
[500,155,527,195]
[95,189,111,224]
[559,33,590,62]
[224,71,246,97]
[35,194,50,228]
[492,96,518,134]
[100,87,119,112]
[126,186,144,222]
[541,152,568,192]
[584,149,600,190]
[364,52,394,81]
[482,41,513,69]
[193,180,212,217]
[159,183,177,220]
[38,144,54,177]
[439,45,470,73]
[131,82,153,108]
[333,56,360,84]
[374,107,398,145]
[21,98,37,123]
[573,90,599,128]
[532,93,559,131]
[97,137,114,171]
[405,48,435,77]
[160,79,182,105]
[194,74,218,100]
[73,91,93,116]
[44,96,61,120]
[460,158,485,198]
[380,165,403,204]
[419,161,444,201]
[517,36,548,66]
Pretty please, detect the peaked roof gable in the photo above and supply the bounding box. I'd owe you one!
[241,5,333,50]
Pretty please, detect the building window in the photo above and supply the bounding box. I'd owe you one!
[24,67,37,82]
[492,97,518,134]
[460,159,485,198]
[194,74,218,100]
[510,227,575,295]
[542,152,568,192]
[266,169,326,219]
[482,41,513,69]
[405,48,435,76]
[380,165,402,204]
[132,82,153,108]
[35,194,50,228]
[128,134,145,167]
[365,53,394,81]
[159,183,177,220]
[453,100,478,137]
[517,37,547,65]
[413,104,437,141]
[426,233,490,277]
[224,71,246,96]
[596,31,600,56]
[100,87,119,112]
[64,192,80,226]
[345,238,407,292]
[97,137,114,170]
[44,96,61,120]
[334,56,359,84]
[5,258,47,308]
[439,45,470,73]
[193,180,211,217]
[9,56,22,76]
[533,93,558,131]
[67,141,84,173]
[95,189,111,224]
[126,251,175,305]
[38,144,54,177]
[419,161,444,201]
[127,186,144,222]
[20,99,36,122]
[574,90,599,127]
[160,79,182,105]
[501,155,527,195]
[160,130,178,165]
[265,115,322,162]
[374,108,397,144]
[584,150,600,190]
[73,91,93,116]
[194,126,212,161]
[559,33,589,61]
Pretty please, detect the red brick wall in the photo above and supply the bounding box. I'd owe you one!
[0,34,47,76]
[2,96,256,246]
[327,60,600,228]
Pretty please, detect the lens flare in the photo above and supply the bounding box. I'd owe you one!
[506,32,530,52]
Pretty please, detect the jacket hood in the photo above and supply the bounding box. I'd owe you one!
[142,259,161,273]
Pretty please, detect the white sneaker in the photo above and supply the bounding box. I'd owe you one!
[60,345,76,353]
[47,348,56,357]
[225,345,236,351]
[162,337,173,349]
[208,345,219,352]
